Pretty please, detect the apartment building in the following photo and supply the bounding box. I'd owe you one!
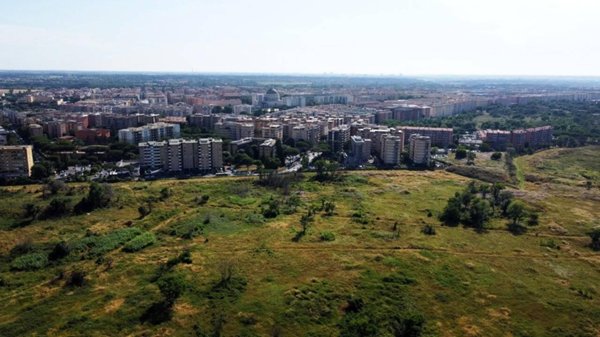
[380,134,404,165]
[479,125,552,150]
[139,138,222,173]
[398,126,453,148]
[348,135,372,167]
[259,139,277,158]
[118,122,180,144]
[0,145,34,177]
[328,125,351,153]
[261,124,283,140]
[409,134,431,165]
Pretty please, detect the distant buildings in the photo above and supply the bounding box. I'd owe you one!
[139,138,222,173]
[118,122,180,144]
[478,126,552,150]
[75,128,111,144]
[408,134,431,165]
[0,145,34,177]
[398,126,453,148]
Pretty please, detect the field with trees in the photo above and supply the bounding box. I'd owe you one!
[0,147,599,336]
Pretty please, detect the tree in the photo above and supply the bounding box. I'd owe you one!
[588,226,600,251]
[439,195,462,226]
[468,198,491,231]
[455,147,467,160]
[75,182,113,213]
[157,273,187,304]
[23,203,41,219]
[507,200,526,226]
[479,184,490,199]
[466,151,476,165]
[31,163,52,180]
[43,198,71,218]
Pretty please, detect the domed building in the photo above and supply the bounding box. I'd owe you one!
[265,88,280,102]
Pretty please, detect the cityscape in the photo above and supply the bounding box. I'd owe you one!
[0,1,599,336]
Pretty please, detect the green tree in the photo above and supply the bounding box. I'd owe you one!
[507,200,526,226]
[455,147,467,160]
[157,273,187,304]
[468,198,491,231]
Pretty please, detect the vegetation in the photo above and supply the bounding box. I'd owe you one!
[0,148,599,336]
[123,232,156,252]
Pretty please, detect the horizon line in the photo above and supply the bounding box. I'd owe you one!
[1,69,600,80]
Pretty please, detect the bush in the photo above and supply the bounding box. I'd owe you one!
[320,231,336,241]
[197,195,210,205]
[421,225,436,235]
[491,152,502,160]
[123,232,156,252]
[160,187,172,200]
[10,239,34,257]
[70,227,143,258]
[49,241,70,261]
[43,197,71,218]
[74,182,113,213]
[11,253,48,271]
[66,270,86,287]
[157,273,187,303]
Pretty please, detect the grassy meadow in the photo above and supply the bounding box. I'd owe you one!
[0,147,599,336]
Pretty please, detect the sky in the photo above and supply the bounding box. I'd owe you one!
[0,0,599,76]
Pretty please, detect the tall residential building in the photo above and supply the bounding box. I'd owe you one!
[348,135,372,167]
[328,125,350,153]
[259,139,277,158]
[380,134,404,165]
[118,122,180,144]
[409,134,431,165]
[139,138,222,173]
[0,145,34,177]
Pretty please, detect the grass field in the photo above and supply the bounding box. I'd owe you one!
[0,147,599,336]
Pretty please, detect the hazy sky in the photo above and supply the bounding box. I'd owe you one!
[1,0,599,76]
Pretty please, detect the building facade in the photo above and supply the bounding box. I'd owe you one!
[0,145,34,177]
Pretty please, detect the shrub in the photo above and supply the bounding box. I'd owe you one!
[11,253,48,271]
[421,224,436,235]
[157,273,187,303]
[10,239,34,257]
[66,270,86,287]
[43,197,71,218]
[588,226,600,251]
[197,195,210,205]
[491,152,502,160]
[160,187,172,200]
[123,232,156,252]
[320,231,336,241]
[74,182,114,213]
[49,241,70,261]
[70,227,143,258]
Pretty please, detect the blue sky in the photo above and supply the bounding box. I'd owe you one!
[0,0,598,76]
